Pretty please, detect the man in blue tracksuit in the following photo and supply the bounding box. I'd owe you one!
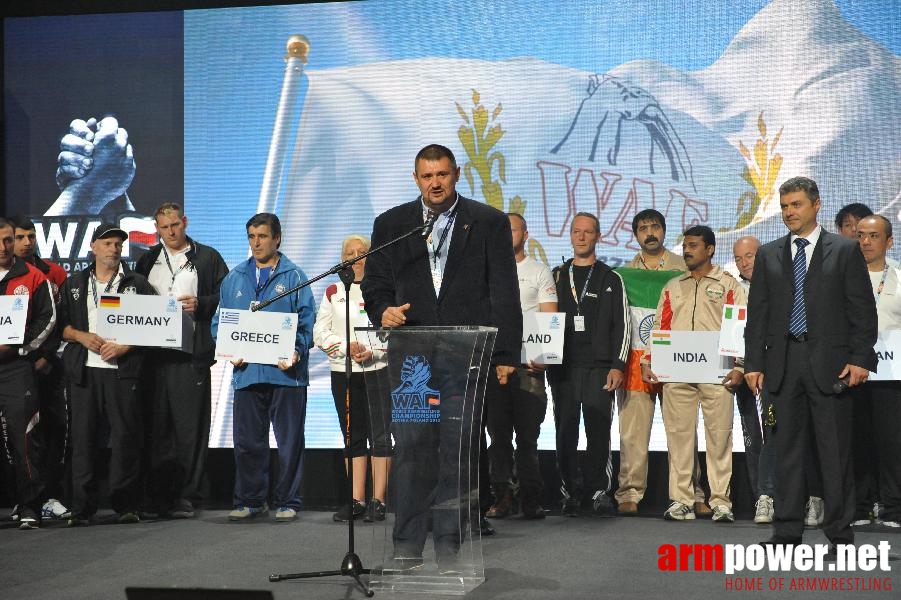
[212,213,316,523]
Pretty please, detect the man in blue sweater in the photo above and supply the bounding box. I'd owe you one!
[212,213,316,523]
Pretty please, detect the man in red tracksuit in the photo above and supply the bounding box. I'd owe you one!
[0,217,57,529]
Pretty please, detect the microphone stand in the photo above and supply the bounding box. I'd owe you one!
[266,214,436,596]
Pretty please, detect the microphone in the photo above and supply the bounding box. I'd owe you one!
[832,377,850,394]
[422,210,437,239]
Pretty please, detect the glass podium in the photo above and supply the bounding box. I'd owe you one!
[355,326,497,595]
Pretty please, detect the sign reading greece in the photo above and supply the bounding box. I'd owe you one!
[215,308,297,366]
[521,311,565,364]
[718,304,747,357]
[0,295,29,343]
[650,330,732,383]
[96,294,182,347]
[391,356,441,423]
[871,330,901,382]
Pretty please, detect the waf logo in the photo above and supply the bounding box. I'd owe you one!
[391,355,441,423]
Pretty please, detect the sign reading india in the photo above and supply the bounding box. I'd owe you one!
[97,294,182,348]
[0,295,29,343]
[871,330,901,382]
[650,330,733,383]
[520,312,565,365]
[215,308,298,366]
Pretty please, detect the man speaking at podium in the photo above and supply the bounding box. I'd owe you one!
[362,144,522,569]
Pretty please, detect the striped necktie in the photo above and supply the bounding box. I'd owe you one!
[788,238,810,336]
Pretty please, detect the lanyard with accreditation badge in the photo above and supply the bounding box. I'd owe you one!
[162,245,193,294]
[568,261,596,332]
[427,199,458,293]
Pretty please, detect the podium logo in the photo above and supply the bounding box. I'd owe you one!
[391,355,441,423]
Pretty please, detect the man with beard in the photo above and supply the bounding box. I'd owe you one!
[58,224,157,525]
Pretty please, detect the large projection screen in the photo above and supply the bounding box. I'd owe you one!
[5,0,900,451]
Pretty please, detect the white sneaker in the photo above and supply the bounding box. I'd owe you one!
[804,496,824,528]
[228,503,269,521]
[852,518,872,526]
[754,495,774,524]
[663,501,695,521]
[42,498,72,520]
[881,520,900,528]
[275,507,296,522]
[712,505,735,523]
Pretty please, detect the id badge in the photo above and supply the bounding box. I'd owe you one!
[574,315,585,332]
[431,267,443,293]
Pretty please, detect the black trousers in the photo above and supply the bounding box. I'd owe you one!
[770,340,855,543]
[146,351,211,508]
[33,356,69,502]
[330,369,393,458]
[852,381,901,522]
[0,359,43,512]
[550,365,614,498]
[69,368,143,516]
[485,367,547,496]
[735,381,763,496]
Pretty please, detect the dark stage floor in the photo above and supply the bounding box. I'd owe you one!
[2,508,899,599]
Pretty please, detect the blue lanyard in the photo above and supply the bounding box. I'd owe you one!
[255,266,272,300]
[568,261,596,316]
[429,204,458,268]
[90,270,119,307]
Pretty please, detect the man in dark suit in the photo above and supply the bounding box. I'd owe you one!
[362,144,522,568]
[744,176,877,549]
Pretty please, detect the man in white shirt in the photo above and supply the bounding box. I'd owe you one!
[485,213,558,520]
[135,203,228,519]
[851,215,901,528]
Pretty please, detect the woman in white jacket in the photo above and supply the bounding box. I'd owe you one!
[313,235,392,522]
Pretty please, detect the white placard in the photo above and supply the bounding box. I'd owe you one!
[649,330,733,383]
[520,312,565,365]
[871,330,901,381]
[718,304,747,357]
[215,308,298,366]
[0,295,29,343]
[97,294,182,347]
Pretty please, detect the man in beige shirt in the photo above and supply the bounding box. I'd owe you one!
[642,225,746,522]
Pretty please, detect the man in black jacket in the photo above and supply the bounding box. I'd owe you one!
[745,177,877,548]
[135,203,228,518]
[58,223,157,525]
[549,212,630,517]
[362,144,521,567]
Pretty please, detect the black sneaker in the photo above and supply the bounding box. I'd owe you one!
[18,507,40,530]
[591,491,616,518]
[364,499,387,522]
[561,497,580,517]
[66,514,91,527]
[169,499,195,519]
[520,495,546,520]
[118,511,141,524]
[333,500,366,522]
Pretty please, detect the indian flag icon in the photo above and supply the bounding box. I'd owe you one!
[651,331,672,346]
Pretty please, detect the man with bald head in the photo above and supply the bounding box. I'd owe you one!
[732,236,777,523]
